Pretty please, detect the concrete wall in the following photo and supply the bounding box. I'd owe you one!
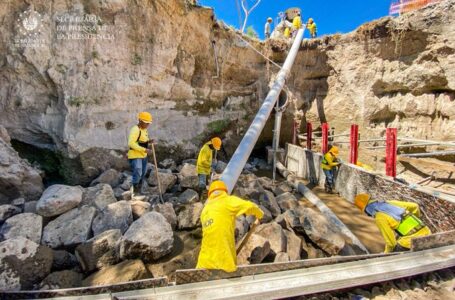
[286,144,455,232]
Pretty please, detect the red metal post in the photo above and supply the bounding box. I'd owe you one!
[385,128,397,178]
[306,122,312,150]
[322,123,329,154]
[350,124,359,165]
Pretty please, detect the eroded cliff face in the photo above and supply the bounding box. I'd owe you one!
[1,0,454,184]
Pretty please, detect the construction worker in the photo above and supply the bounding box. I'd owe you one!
[354,194,432,253]
[291,12,302,37]
[197,137,222,192]
[321,145,340,193]
[127,112,153,196]
[264,17,273,39]
[306,18,317,38]
[196,180,264,272]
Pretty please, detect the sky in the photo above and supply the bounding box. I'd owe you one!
[199,0,393,39]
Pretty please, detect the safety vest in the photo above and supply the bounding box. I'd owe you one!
[396,213,425,236]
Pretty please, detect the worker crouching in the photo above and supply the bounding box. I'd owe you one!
[196,181,264,272]
[354,194,431,253]
[321,146,340,193]
[197,137,222,192]
[127,112,153,196]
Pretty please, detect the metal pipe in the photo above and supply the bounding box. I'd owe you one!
[220,28,305,193]
[398,138,455,148]
[329,133,350,138]
[399,150,455,158]
[366,142,442,150]
[272,111,283,182]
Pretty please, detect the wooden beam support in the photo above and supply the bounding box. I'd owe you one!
[411,230,455,251]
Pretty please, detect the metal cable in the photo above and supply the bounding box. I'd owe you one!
[234,33,283,69]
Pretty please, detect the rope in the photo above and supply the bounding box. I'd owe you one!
[234,32,283,69]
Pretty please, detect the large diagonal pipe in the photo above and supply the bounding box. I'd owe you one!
[221,29,305,193]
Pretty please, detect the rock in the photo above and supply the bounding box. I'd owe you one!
[52,250,78,271]
[178,189,199,204]
[178,163,199,189]
[272,182,293,196]
[215,161,228,173]
[276,192,299,212]
[39,270,83,290]
[275,210,300,231]
[237,234,271,265]
[148,172,177,192]
[0,213,42,244]
[300,237,326,259]
[0,205,21,224]
[75,229,121,273]
[90,169,121,188]
[235,215,250,242]
[284,230,302,261]
[113,187,125,200]
[299,207,346,255]
[92,201,133,236]
[11,198,25,208]
[258,205,273,223]
[153,203,177,230]
[274,252,290,263]
[177,202,203,230]
[159,158,176,170]
[119,174,132,190]
[82,260,150,287]
[258,190,281,217]
[130,201,151,220]
[122,190,133,201]
[0,126,10,144]
[0,237,53,291]
[36,185,83,217]
[120,212,174,262]
[257,177,274,190]
[42,206,97,248]
[23,201,37,214]
[81,184,117,210]
[0,135,43,204]
[254,222,287,255]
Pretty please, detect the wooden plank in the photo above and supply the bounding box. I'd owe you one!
[174,253,394,285]
[411,230,455,251]
[115,245,455,300]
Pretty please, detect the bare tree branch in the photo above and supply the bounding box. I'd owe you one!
[240,0,261,32]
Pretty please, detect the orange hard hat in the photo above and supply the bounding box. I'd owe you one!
[138,112,152,123]
[329,146,339,156]
[211,137,222,150]
[354,194,371,212]
[208,180,228,197]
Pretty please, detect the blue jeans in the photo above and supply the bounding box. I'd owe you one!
[323,169,334,189]
[129,158,148,185]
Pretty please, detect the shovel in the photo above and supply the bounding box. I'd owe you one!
[150,143,164,204]
[236,219,259,255]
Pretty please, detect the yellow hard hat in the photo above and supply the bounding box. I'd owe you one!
[138,112,152,123]
[208,180,228,197]
[211,137,222,150]
[329,146,339,156]
[354,194,371,212]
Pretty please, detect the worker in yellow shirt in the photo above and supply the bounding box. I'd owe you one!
[321,145,340,193]
[354,194,431,253]
[127,112,153,195]
[306,18,317,38]
[197,137,222,192]
[196,181,264,272]
[291,12,302,37]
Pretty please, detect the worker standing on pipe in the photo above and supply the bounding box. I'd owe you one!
[197,137,222,192]
[354,194,431,253]
[196,180,264,272]
[127,112,153,196]
[264,17,273,39]
[321,145,340,193]
[306,18,317,38]
[291,12,302,37]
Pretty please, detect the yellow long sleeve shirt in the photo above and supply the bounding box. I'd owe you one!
[307,22,317,35]
[374,200,431,253]
[197,142,213,175]
[321,152,339,170]
[127,125,149,159]
[292,16,302,29]
[196,191,264,272]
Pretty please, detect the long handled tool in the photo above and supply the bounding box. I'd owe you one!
[210,150,218,184]
[150,143,164,203]
[236,220,259,254]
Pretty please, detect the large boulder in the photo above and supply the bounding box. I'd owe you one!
[159,158,177,170]
[0,237,53,291]
[39,270,83,290]
[258,190,281,217]
[52,250,79,271]
[237,234,271,265]
[82,260,150,287]
[130,201,151,220]
[153,203,177,230]
[284,230,302,261]
[253,222,287,255]
[178,163,199,189]
[90,169,121,188]
[274,252,290,263]
[0,213,42,244]
[0,205,21,224]
[178,189,199,204]
[272,182,294,196]
[81,184,117,210]
[120,212,174,262]
[258,205,273,223]
[0,131,44,204]
[148,172,177,192]
[92,201,133,236]
[36,185,83,217]
[276,192,299,212]
[235,215,250,242]
[41,206,97,249]
[75,229,121,273]
[23,201,37,214]
[177,202,203,230]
